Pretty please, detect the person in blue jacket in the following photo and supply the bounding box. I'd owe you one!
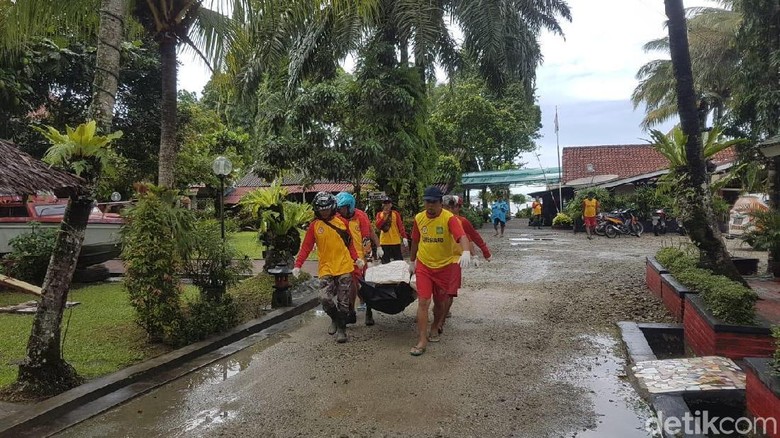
[491,195,509,237]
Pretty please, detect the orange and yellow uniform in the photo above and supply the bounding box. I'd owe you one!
[295,216,358,277]
[532,201,542,216]
[376,210,407,246]
[583,199,598,218]
[412,209,466,301]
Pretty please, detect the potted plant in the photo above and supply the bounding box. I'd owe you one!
[741,208,780,277]
[182,219,251,301]
[239,181,314,271]
[551,212,573,229]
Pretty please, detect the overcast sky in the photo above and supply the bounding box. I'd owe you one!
[178,0,720,173]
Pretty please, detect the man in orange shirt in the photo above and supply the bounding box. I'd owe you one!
[293,192,363,343]
[531,196,543,229]
[437,195,491,333]
[409,186,471,356]
[335,192,382,326]
[375,196,408,263]
[582,191,600,240]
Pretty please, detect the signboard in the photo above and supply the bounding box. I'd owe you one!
[368,191,387,201]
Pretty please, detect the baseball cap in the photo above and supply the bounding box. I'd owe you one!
[423,186,444,202]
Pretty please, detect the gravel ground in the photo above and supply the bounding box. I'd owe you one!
[58,221,709,438]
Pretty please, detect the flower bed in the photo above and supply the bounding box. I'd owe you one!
[743,358,780,438]
[684,295,774,359]
[660,273,695,322]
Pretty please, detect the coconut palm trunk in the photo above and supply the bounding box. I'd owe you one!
[89,0,126,131]
[158,35,178,188]
[17,197,93,394]
[665,0,742,282]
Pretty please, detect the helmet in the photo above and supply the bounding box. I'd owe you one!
[335,192,356,215]
[442,195,455,206]
[313,191,337,211]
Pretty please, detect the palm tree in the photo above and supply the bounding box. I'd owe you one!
[633,2,741,130]
[664,0,743,283]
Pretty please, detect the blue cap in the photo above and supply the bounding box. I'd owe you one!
[423,186,444,202]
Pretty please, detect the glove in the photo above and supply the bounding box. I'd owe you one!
[409,261,416,274]
[355,259,365,269]
[376,246,384,258]
[403,238,409,248]
[458,251,471,269]
[292,267,301,278]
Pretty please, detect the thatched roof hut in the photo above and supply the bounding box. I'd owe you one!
[0,139,86,197]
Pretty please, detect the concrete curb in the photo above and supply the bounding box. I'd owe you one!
[0,291,320,438]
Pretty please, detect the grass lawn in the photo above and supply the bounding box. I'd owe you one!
[0,283,200,390]
[229,231,317,261]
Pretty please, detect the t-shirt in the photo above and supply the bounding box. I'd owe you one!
[412,209,466,269]
[532,201,542,215]
[343,209,372,260]
[583,199,599,218]
[295,216,357,277]
[491,201,508,222]
[376,210,407,245]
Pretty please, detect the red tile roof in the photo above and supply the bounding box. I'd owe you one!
[562,144,737,185]
[224,183,371,205]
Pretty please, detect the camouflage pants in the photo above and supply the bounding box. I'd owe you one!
[319,274,352,314]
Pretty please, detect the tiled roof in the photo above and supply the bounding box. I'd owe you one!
[224,181,372,205]
[562,144,737,185]
[235,171,371,188]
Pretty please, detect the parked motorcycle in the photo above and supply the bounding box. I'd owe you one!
[603,209,643,238]
[651,209,667,236]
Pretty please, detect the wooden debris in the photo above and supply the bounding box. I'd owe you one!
[0,274,43,296]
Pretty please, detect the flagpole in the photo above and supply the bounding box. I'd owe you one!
[555,106,563,212]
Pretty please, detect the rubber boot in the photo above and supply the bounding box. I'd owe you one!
[326,309,338,335]
[347,310,357,325]
[336,313,348,343]
[365,306,375,326]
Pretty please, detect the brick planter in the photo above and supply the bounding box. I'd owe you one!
[684,294,774,360]
[743,358,780,438]
[645,256,668,300]
[660,273,697,322]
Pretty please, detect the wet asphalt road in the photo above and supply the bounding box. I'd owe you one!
[57,222,691,438]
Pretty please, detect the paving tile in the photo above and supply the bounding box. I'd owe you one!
[631,356,745,394]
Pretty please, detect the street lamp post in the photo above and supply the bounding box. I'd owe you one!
[212,156,233,241]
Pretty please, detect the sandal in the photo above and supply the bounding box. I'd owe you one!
[428,332,441,343]
[410,346,426,356]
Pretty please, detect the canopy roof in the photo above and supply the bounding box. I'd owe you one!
[0,139,86,198]
[461,168,560,188]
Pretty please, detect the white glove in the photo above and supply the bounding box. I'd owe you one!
[403,238,409,247]
[409,261,416,274]
[292,267,301,278]
[355,258,365,269]
[458,251,471,269]
[376,246,384,258]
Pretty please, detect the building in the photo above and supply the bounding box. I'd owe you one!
[223,172,373,206]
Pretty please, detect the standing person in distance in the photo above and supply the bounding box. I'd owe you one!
[491,194,509,237]
[293,192,364,343]
[335,192,381,326]
[531,196,543,229]
[409,187,471,356]
[582,191,600,240]
[375,196,408,263]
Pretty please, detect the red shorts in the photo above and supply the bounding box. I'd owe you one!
[415,262,461,302]
[584,216,597,228]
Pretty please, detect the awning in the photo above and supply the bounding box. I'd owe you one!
[461,168,560,188]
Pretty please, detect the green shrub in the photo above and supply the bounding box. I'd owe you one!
[655,246,698,273]
[772,326,780,375]
[122,186,194,344]
[2,223,57,285]
[460,206,484,229]
[516,207,531,219]
[564,187,612,219]
[552,213,572,227]
[177,294,240,345]
[228,272,312,322]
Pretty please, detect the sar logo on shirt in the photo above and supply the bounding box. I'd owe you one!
[317,226,324,234]
[436,226,444,235]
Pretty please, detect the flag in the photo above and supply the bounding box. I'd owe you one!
[554,107,559,134]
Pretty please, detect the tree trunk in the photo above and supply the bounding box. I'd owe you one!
[665,0,743,283]
[400,39,409,66]
[16,197,92,396]
[88,0,126,132]
[157,35,178,188]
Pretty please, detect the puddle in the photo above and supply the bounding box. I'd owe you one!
[509,237,555,242]
[559,333,654,438]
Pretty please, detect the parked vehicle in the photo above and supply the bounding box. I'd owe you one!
[602,209,643,238]
[0,193,125,267]
[651,209,667,236]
